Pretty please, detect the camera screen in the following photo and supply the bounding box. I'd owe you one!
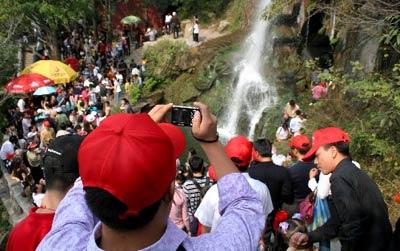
[171,107,198,127]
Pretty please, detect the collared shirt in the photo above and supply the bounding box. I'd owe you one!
[37,173,264,250]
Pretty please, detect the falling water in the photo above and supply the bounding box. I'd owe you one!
[218,0,277,141]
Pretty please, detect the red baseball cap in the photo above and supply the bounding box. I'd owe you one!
[78,113,185,216]
[224,135,253,168]
[207,165,217,182]
[43,120,50,128]
[302,127,350,161]
[289,135,311,151]
[27,142,38,150]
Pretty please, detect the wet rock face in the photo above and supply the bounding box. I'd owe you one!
[0,162,32,226]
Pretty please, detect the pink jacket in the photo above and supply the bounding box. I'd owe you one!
[169,187,190,231]
[312,84,327,100]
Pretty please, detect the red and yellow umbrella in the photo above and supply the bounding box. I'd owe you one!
[22,60,78,84]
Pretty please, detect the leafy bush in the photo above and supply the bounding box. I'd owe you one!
[143,40,189,81]
[171,0,231,22]
[299,60,400,222]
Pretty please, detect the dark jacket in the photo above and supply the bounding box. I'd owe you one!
[248,161,293,209]
[307,158,392,251]
[288,161,314,200]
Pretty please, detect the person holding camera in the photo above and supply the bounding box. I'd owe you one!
[38,102,265,250]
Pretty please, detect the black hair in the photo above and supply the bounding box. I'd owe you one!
[289,100,296,106]
[84,187,163,231]
[297,146,311,155]
[175,173,186,185]
[59,122,67,130]
[189,156,204,173]
[9,135,18,145]
[188,147,197,156]
[43,156,79,192]
[323,141,350,157]
[253,139,272,158]
[295,109,302,116]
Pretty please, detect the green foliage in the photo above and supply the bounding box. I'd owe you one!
[143,40,189,80]
[171,0,231,22]
[378,16,400,53]
[142,76,166,95]
[0,40,18,85]
[297,57,400,221]
[0,0,94,58]
[304,60,400,175]
[0,201,11,249]
[128,84,141,104]
[224,0,248,31]
[0,0,92,31]
[142,0,169,12]
[263,0,298,20]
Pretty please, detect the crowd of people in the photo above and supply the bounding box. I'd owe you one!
[0,12,399,251]
[1,22,147,212]
[2,95,400,251]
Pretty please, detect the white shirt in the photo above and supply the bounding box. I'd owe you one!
[33,193,45,207]
[83,79,93,88]
[308,160,361,200]
[308,173,331,199]
[56,130,70,138]
[276,126,289,140]
[17,99,25,112]
[195,173,274,231]
[165,14,172,23]
[193,24,199,34]
[0,140,14,160]
[289,116,303,134]
[114,80,122,93]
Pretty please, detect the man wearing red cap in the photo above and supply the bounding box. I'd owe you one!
[290,127,392,251]
[195,135,273,233]
[40,120,55,148]
[285,135,315,215]
[38,102,265,250]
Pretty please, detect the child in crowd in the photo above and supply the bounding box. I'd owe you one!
[279,215,314,251]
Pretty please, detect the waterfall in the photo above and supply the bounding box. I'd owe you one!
[218,0,277,141]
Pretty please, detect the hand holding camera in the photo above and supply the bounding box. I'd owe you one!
[191,102,218,143]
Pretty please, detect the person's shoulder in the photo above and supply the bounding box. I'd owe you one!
[291,161,314,169]
[182,179,194,187]
[245,174,267,189]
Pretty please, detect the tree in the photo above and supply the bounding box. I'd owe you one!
[171,0,231,21]
[0,0,95,59]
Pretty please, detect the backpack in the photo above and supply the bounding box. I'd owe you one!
[192,177,211,199]
[299,190,317,224]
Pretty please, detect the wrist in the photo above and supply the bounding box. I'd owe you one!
[191,131,219,143]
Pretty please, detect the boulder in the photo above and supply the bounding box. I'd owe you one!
[181,19,193,39]
[175,53,200,71]
[217,20,230,33]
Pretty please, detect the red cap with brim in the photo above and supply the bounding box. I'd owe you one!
[224,135,253,168]
[289,135,311,151]
[208,165,217,182]
[302,127,350,162]
[79,113,185,216]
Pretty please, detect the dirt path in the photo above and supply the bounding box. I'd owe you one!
[126,20,230,62]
